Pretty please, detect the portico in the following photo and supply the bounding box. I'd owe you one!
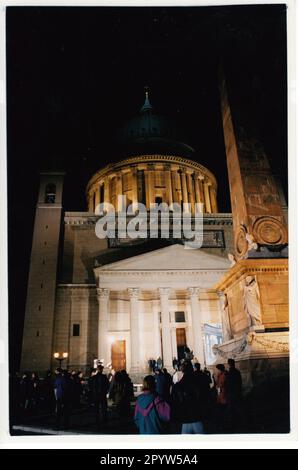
[94,244,230,375]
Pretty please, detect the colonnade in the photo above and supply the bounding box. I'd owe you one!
[96,286,206,372]
[88,163,218,214]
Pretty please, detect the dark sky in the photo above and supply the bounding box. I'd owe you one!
[6,5,287,371]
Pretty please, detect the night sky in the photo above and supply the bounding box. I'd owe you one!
[6,5,287,372]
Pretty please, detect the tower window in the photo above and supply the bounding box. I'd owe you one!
[45,183,56,204]
[36,330,39,337]
[73,324,80,337]
[155,196,163,205]
[175,311,185,323]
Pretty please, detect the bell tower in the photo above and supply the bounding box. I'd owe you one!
[21,172,64,373]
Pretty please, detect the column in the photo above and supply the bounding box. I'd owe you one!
[165,165,173,208]
[210,187,218,213]
[128,288,140,373]
[88,192,94,212]
[171,170,178,203]
[144,169,150,209]
[194,173,204,212]
[116,172,123,211]
[180,169,190,213]
[96,288,110,365]
[94,185,100,215]
[153,308,162,358]
[186,172,195,214]
[203,181,212,213]
[147,164,155,207]
[205,334,211,364]
[198,177,205,212]
[185,325,194,353]
[159,288,173,369]
[131,167,138,207]
[188,287,205,365]
[104,177,110,204]
[170,326,177,362]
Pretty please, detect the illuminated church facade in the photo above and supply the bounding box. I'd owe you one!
[21,86,289,389]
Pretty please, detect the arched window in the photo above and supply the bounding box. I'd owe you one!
[45,183,56,203]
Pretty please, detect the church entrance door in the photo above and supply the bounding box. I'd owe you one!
[111,340,126,371]
[176,328,187,362]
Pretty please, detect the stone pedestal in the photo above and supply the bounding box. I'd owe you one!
[214,259,288,333]
[212,330,289,394]
[213,258,289,394]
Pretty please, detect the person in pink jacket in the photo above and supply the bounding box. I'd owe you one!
[134,375,171,434]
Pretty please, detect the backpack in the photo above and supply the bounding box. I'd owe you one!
[152,398,171,434]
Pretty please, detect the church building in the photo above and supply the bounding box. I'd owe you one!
[21,92,234,377]
[21,85,288,391]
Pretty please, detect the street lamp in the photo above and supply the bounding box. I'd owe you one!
[53,351,68,368]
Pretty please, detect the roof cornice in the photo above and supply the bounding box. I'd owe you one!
[86,154,217,194]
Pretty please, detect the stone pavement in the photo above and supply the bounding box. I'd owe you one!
[11,402,138,436]
[10,382,290,436]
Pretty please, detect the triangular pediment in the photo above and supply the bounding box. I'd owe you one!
[96,244,230,272]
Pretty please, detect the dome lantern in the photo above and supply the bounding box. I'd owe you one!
[140,87,153,114]
[117,89,196,158]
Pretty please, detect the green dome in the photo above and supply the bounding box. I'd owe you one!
[117,91,196,158]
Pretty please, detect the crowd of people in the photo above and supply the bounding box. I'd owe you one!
[135,359,243,434]
[10,358,243,434]
[10,369,85,428]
